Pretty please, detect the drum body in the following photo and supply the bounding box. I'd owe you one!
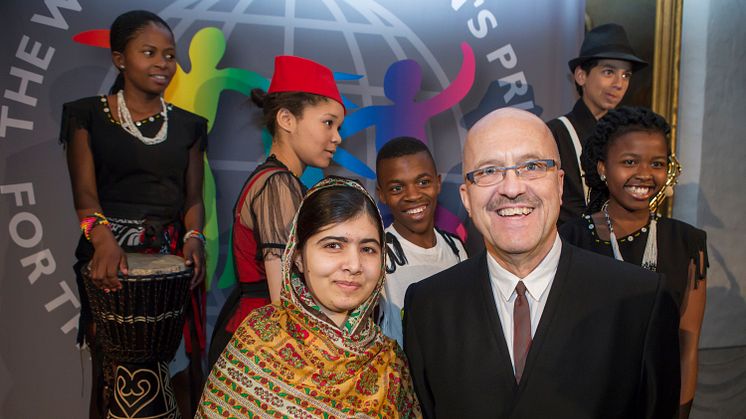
[85,253,192,419]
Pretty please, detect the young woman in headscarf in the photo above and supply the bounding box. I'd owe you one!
[208,56,345,367]
[559,106,707,418]
[198,176,421,418]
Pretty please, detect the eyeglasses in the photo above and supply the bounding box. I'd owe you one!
[465,159,557,186]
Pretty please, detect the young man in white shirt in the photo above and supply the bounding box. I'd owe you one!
[376,136,467,347]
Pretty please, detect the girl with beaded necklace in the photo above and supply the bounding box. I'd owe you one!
[61,10,207,417]
[559,106,707,418]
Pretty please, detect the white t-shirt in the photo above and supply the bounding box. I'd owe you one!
[379,225,468,347]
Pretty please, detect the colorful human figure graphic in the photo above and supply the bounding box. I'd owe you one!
[164,28,269,289]
[340,42,475,238]
[166,27,268,131]
[340,42,475,150]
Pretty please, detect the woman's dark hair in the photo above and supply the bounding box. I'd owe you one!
[581,106,671,213]
[250,88,329,136]
[295,177,383,253]
[109,10,174,94]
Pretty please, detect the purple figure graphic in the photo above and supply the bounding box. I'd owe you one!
[339,42,475,240]
[340,42,475,149]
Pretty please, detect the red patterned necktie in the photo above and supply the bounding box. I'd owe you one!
[513,280,531,383]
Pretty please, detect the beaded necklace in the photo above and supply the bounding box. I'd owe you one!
[602,200,658,271]
[116,90,168,145]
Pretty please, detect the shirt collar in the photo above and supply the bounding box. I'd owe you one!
[487,234,562,302]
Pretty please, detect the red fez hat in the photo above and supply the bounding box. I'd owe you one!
[268,56,345,113]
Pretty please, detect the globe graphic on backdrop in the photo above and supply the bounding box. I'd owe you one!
[96,0,470,345]
[159,0,467,181]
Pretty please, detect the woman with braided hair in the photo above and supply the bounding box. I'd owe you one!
[559,106,707,418]
[198,177,421,418]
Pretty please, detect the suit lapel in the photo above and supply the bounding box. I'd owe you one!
[513,241,575,397]
[475,251,520,394]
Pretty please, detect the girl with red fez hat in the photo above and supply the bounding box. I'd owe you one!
[208,56,345,367]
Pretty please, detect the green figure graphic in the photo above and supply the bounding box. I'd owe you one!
[165,27,269,289]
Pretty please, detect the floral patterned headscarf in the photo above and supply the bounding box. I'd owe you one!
[280,176,386,353]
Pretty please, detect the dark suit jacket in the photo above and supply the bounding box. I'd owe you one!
[404,242,680,419]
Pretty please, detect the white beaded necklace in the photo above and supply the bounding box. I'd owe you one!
[116,90,168,145]
[602,200,658,271]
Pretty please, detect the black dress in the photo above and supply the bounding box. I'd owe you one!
[60,95,207,341]
[559,215,708,310]
[60,95,208,416]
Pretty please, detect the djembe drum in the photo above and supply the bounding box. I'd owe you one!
[84,253,192,419]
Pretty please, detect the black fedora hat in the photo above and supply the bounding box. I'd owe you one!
[568,23,647,72]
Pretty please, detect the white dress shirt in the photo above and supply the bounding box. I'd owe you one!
[487,234,562,372]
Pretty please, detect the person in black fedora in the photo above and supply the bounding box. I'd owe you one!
[547,23,647,225]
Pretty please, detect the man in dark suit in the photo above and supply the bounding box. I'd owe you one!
[403,108,680,418]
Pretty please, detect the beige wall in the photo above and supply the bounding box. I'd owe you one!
[677,1,745,416]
